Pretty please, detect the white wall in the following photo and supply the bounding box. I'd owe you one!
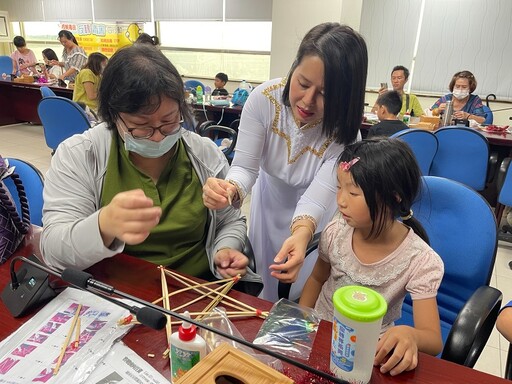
[268,0,363,79]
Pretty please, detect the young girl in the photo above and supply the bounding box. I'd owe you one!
[42,48,64,80]
[299,138,444,376]
[72,52,108,112]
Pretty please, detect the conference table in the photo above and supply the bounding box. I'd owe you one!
[0,79,73,126]
[0,227,509,383]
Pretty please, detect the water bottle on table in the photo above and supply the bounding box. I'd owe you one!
[331,285,387,384]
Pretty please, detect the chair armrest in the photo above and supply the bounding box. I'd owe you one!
[277,232,322,300]
[441,286,502,367]
[497,157,512,192]
[197,120,217,135]
[487,152,498,184]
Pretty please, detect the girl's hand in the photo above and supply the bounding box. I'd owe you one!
[269,228,310,283]
[374,325,419,376]
[202,177,237,210]
[438,102,446,113]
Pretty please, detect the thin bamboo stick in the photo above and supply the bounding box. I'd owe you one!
[53,304,82,375]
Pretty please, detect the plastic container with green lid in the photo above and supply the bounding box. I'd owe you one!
[331,286,387,384]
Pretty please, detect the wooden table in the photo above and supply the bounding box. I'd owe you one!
[0,79,73,126]
[0,227,509,383]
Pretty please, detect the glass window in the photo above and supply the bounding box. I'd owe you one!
[159,20,271,82]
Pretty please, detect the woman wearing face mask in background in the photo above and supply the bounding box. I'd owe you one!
[40,44,261,289]
[431,70,485,124]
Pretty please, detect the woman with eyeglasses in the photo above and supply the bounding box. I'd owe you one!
[431,70,486,124]
[41,44,261,287]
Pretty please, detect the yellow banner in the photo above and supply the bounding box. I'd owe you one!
[58,22,143,57]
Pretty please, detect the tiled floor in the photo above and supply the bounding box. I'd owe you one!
[2,123,512,378]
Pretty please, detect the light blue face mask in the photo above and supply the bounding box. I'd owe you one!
[124,130,181,158]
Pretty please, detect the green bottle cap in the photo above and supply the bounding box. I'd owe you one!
[332,286,387,323]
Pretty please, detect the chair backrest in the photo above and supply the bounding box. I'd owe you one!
[397,176,498,347]
[40,86,56,98]
[0,55,12,75]
[482,105,494,125]
[200,124,238,164]
[430,126,490,190]
[37,96,91,153]
[184,80,205,92]
[390,129,439,175]
[3,158,44,226]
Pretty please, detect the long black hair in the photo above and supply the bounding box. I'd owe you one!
[58,30,79,45]
[282,23,368,146]
[337,138,429,243]
[98,44,192,130]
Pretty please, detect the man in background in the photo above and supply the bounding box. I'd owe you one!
[372,65,424,117]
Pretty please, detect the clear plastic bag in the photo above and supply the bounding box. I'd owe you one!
[198,307,283,371]
[253,298,321,360]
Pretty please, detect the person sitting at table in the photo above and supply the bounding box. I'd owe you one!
[41,48,64,80]
[367,90,409,138]
[300,138,444,376]
[431,70,485,125]
[41,44,261,287]
[10,36,38,76]
[50,30,88,83]
[135,33,160,47]
[72,52,108,112]
[212,72,229,96]
[371,65,424,118]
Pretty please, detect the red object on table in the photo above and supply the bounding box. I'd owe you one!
[0,226,509,383]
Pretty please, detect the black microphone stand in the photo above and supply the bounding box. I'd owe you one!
[63,268,349,384]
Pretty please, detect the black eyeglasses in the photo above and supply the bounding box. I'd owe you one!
[119,115,183,139]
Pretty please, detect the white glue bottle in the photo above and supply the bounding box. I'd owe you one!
[170,311,206,383]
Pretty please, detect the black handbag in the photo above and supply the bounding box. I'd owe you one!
[0,157,30,264]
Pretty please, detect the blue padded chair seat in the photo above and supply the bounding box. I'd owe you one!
[37,96,91,153]
[395,176,501,366]
[430,127,489,191]
[391,129,438,175]
[3,158,44,226]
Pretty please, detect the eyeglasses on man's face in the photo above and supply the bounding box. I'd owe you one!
[119,114,183,139]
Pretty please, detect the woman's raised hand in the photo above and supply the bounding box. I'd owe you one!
[98,189,161,247]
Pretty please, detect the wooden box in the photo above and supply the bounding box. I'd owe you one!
[175,343,294,384]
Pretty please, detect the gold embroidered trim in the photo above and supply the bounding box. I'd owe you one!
[262,79,333,164]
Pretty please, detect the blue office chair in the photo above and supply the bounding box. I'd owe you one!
[37,96,91,154]
[494,158,512,248]
[40,86,56,98]
[0,55,13,75]
[200,124,237,164]
[184,80,205,93]
[391,129,439,175]
[395,176,502,367]
[430,126,490,190]
[482,105,494,125]
[3,158,44,227]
